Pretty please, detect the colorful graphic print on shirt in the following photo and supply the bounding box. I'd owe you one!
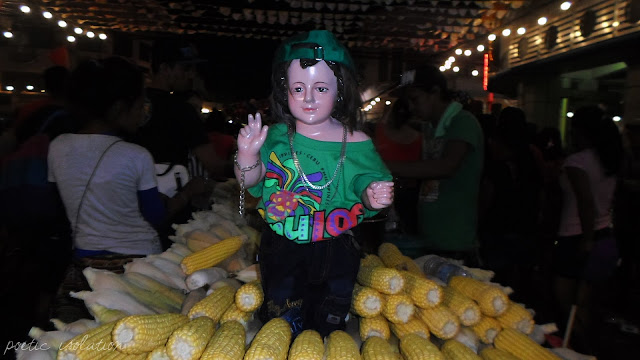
[259,151,365,243]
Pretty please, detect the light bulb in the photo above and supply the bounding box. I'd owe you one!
[477,45,485,52]
[58,20,67,28]
[3,31,13,38]
[517,27,526,35]
[455,49,462,55]
[26,85,34,90]
[67,35,76,42]
[74,27,83,35]
[472,70,479,76]
[99,33,107,40]
[43,11,53,19]
[561,2,572,11]
[6,85,15,91]
[439,66,446,72]
[502,29,511,36]
[488,34,497,41]
[464,49,472,56]
[538,17,548,25]
[20,5,31,13]
[86,31,95,38]
[453,66,460,72]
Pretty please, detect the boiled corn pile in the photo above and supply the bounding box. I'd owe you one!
[351,283,384,318]
[441,339,481,360]
[287,330,324,360]
[181,236,244,275]
[244,318,292,360]
[471,316,502,344]
[187,284,235,321]
[402,271,442,309]
[399,333,444,360]
[494,328,561,360]
[200,320,245,360]
[382,293,415,324]
[166,317,215,360]
[390,317,430,340]
[416,306,460,340]
[441,286,481,326]
[360,314,391,341]
[235,280,264,312]
[479,347,521,360]
[361,336,398,360]
[497,301,535,335]
[57,321,117,360]
[378,242,406,269]
[220,303,253,328]
[325,330,361,360]
[449,276,508,317]
[112,313,188,354]
[357,265,405,295]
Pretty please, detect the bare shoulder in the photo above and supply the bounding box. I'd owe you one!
[348,130,371,142]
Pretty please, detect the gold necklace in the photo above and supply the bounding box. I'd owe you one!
[288,125,347,190]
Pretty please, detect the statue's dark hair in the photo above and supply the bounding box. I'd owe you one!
[269,58,362,133]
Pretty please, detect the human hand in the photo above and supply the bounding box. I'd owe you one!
[237,113,268,157]
[364,181,394,210]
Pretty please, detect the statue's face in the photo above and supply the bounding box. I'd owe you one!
[287,59,338,127]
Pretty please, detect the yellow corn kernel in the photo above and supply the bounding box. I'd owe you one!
[180,236,244,275]
[401,256,425,277]
[361,254,385,268]
[187,284,235,322]
[359,314,391,341]
[112,313,188,354]
[416,306,460,340]
[326,330,360,360]
[479,347,520,360]
[287,329,324,360]
[200,320,246,360]
[166,317,215,360]
[390,317,430,340]
[235,280,264,312]
[497,302,534,335]
[378,243,406,269]
[361,336,397,360]
[357,265,404,295]
[382,293,415,324]
[146,346,170,360]
[442,286,481,326]
[494,328,561,360]
[351,284,384,318]
[106,351,148,360]
[471,316,502,344]
[399,333,444,360]
[220,303,253,328]
[402,271,442,309]
[441,339,481,360]
[244,318,292,360]
[57,321,117,360]
[449,277,508,317]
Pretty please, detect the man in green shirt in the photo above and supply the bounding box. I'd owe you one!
[388,66,484,262]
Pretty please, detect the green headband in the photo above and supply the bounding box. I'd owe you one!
[274,30,355,70]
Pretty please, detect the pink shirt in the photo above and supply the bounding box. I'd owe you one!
[557,149,616,236]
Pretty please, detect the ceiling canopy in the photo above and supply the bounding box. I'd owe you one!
[33,0,528,55]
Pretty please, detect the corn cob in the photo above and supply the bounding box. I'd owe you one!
[479,347,520,360]
[494,328,561,360]
[57,321,117,360]
[235,280,264,312]
[166,317,215,360]
[146,347,170,360]
[200,320,246,360]
[441,286,481,326]
[416,306,460,340]
[390,317,430,340]
[441,339,481,360]
[220,303,253,328]
[471,316,502,344]
[287,329,324,360]
[497,302,534,335]
[401,256,425,277]
[112,313,188,354]
[357,265,404,295]
[449,277,508,317]
[351,283,384,318]
[187,284,235,322]
[382,293,415,324]
[359,314,391,341]
[378,242,406,269]
[244,318,292,360]
[361,336,397,360]
[399,333,444,360]
[180,236,244,275]
[104,351,148,360]
[402,271,442,309]
[361,254,385,268]
[326,330,361,360]
[186,230,221,252]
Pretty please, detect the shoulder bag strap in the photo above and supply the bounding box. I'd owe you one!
[73,139,123,239]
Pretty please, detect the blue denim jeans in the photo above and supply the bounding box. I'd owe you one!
[257,227,362,337]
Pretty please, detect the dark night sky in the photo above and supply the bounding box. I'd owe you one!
[194,36,280,103]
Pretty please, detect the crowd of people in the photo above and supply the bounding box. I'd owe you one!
[0,31,635,357]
